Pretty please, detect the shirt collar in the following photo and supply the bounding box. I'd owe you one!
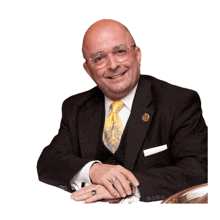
[104,84,138,113]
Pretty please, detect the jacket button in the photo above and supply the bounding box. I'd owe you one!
[161,195,165,200]
[146,196,151,202]
[156,195,160,200]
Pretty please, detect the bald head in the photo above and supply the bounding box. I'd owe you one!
[82,19,135,59]
[81,19,141,100]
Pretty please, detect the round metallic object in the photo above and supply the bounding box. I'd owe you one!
[142,113,150,122]
[110,178,117,185]
[161,183,208,204]
[91,190,96,195]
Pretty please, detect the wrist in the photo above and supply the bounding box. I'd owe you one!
[89,162,101,182]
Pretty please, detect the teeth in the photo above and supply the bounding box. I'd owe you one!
[110,73,123,79]
[112,74,121,79]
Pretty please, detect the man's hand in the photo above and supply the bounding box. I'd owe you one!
[89,163,139,198]
[70,184,121,203]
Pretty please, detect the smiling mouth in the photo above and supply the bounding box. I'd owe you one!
[107,71,126,79]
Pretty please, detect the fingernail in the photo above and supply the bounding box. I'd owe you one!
[135,181,139,186]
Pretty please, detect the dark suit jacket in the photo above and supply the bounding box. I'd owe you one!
[37,75,207,202]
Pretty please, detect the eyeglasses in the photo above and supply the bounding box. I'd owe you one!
[86,44,136,69]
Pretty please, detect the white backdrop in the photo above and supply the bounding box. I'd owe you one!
[1,0,219,219]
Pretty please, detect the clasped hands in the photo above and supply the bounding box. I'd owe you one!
[70,163,139,203]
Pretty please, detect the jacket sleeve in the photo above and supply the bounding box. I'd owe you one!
[37,99,91,193]
[134,91,207,202]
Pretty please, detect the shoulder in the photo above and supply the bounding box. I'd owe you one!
[62,86,102,110]
[141,75,200,104]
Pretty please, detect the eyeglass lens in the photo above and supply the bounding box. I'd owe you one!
[92,45,132,69]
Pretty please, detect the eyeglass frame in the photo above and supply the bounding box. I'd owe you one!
[85,44,136,69]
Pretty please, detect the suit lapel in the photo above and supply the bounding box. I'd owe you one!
[122,76,154,171]
[77,89,104,159]
[77,76,154,169]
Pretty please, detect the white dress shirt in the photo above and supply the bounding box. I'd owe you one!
[70,84,140,200]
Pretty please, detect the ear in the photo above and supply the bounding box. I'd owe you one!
[135,46,141,66]
[83,62,93,78]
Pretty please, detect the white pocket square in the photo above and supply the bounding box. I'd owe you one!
[143,144,168,157]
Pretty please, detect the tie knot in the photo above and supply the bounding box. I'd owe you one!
[110,101,124,113]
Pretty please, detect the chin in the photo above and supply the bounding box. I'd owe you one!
[105,87,132,100]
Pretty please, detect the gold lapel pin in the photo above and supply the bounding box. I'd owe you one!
[142,113,150,122]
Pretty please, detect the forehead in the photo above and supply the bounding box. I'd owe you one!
[83,24,132,55]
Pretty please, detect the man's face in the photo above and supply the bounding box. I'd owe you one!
[83,24,141,100]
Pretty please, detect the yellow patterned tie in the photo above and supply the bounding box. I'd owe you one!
[104,101,124,154]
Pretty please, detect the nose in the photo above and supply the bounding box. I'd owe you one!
[106,53,120,70]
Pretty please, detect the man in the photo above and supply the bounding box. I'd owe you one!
[37,19,207,203]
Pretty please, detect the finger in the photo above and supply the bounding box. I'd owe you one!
[112,179,127,197]
[74,192,92,201]
[114,172,132,195]
[117,166,139,187]
[85,186,118,204]
[70,186,94,199]
[85,194,102,204]
[72,187,99,201]
[102,179,118,197]
[71,189,89,199]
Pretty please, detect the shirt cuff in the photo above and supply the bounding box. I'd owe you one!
[134,186,141,198]
[70,160,101,191]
